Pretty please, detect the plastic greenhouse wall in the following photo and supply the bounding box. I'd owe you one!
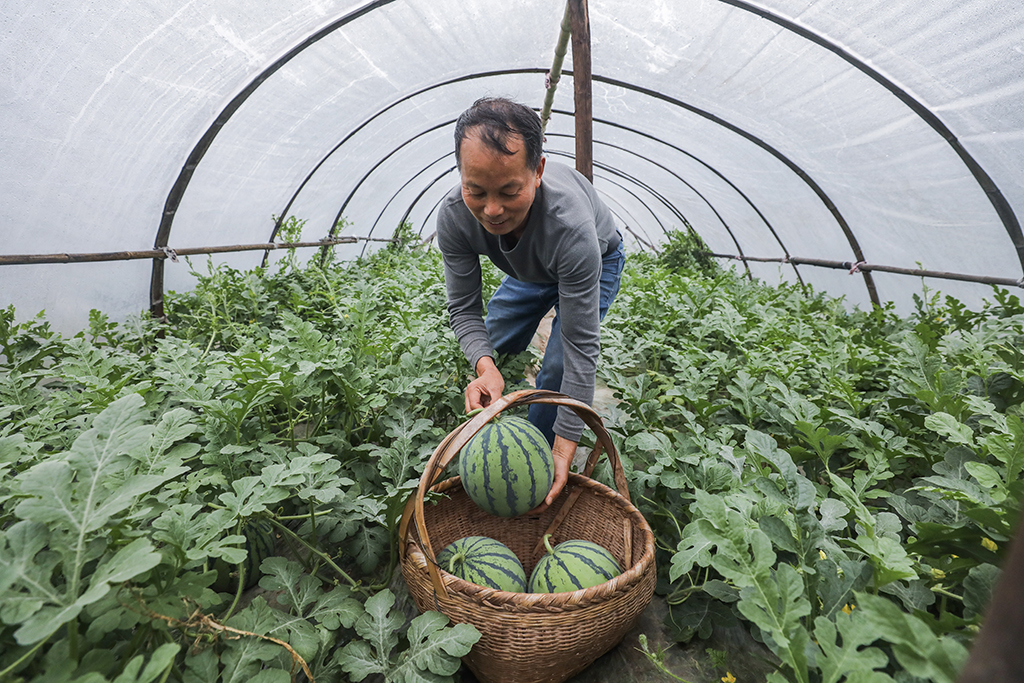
[3,0,1024,331]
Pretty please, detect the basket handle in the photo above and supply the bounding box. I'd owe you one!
[398,388,629,598]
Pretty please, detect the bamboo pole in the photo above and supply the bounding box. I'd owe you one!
[567,0,594,183]
[703,252,1024,288]
[0,236,396,266]
[539,2,573,134]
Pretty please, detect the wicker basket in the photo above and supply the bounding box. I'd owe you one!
[399,389,657,683]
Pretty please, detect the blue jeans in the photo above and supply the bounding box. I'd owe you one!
[484,240,625,444]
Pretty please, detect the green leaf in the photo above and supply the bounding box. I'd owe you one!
[222,598,298,683]
[985,412,1024,483]
[306,586,363,631]
[336,640,385,682]
[243,671,291,683]
[356,589,405,660]
[111,643,180,683]
[733,563,811,677]
[793,509,828,568]
[347,524,389,574]
[827,473,876,535]
[15,603,86,645]
[258,557,322,615]
[0,520,50,595]
[813,613,894,683]
[183,648,220,683]
[854,592,968,683]
[817,557,872,618]
[295,454,355,504]
[0,522,91,646]
[818,498,851,533]
[963,563,1000,619]
[964,461,1005,498]
[626,430,674,454]
[846,534,917,588]
[702,578,741,604]
[924,412,975,447]
[670,519,718,581]
[711,526,777,586]
[95,538,162,585]
[148,407,198,449]
[746,430,815,509]
[879,578,936,612]
[759,515,799,555]
[68,393,154,469]
[14,461,77,526]
[218,474,292,517]
[390,667,449,683]
[397,611,480,679]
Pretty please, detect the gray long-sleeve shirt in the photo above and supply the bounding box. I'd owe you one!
[436,161,619,441]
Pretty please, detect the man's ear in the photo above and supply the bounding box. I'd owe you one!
[534,156,546,187]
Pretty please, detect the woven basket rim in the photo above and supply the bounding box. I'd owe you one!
[399,389,645,601]
[403,471,656,612]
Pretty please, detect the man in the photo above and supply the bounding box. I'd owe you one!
[436,97,625,510]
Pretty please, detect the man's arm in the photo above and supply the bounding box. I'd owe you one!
[548,233,603,441]
[534,228,604,509]
[438,209,496,379]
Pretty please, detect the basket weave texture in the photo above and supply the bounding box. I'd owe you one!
[399,389,657,683]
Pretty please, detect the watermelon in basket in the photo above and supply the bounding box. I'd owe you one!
[399,389,656,683]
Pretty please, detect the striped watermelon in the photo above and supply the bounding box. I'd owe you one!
[528,534,622,593]
[211,517,277,592]
[436,536,527,592]
[459,414,554,517]
[241,517,276,588]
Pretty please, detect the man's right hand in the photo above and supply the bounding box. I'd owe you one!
[465,356,505,412]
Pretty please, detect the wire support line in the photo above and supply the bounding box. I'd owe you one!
[0,237,394,266]
[703,253,1024,288]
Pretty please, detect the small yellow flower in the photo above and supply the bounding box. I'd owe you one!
[722,673,737,683]
[819,550,827,561]
[982,538,998,552]
[931,568,946,580]
[842,603,855,615]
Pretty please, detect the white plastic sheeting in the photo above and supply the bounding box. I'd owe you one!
[3,0,1024,330]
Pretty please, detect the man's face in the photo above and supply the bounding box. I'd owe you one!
[459,128,545,239]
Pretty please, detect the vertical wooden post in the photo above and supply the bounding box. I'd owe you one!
[540,2,573,134]
[567,0,593,183]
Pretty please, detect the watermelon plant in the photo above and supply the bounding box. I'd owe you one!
[211,516,277,592]
[528,534,622,593]
[0,234,487,682]
[459,414,554,517]
[598,242,1024,682]
[1,222,1017,682]
[436,536,527,592]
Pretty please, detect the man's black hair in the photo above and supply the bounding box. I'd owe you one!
[454,97,544,171]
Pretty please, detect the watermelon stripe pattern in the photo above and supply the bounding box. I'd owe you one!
[528,539,622,594]
[243,517,276,588]
[437,536,527,592]
[459,415,554,518]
